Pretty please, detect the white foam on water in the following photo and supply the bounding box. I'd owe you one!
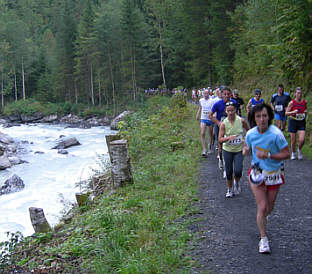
[0,123,116,242]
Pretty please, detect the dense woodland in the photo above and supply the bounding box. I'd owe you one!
[0,0,311,108]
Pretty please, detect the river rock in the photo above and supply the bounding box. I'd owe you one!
[52,137,81,149]
[60,114,83,124]
[8,156,23,165]
[58,149,68,155]
[0,132,14,144]
[110,111,132,130]
[21,113,44,123]
[41,114,59,123]
[8,115,20,122]
[0,174,24,195]
[0,156,12,170]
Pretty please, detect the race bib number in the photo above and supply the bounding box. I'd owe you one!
[202,110,209,119]
[262,170,283,186]
[228,135,243,146]
[275,105,283,112]
[296,113,305,120]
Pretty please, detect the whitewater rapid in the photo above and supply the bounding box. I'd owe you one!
[0,123,116,242]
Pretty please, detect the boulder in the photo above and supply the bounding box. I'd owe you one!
[0,174,24,195]
[0,132,14,144]
[21,113,44,123]
[0,156,12,170]
[8,115,20,122]
[110,111,132,130]
[59,114,83,124]
[40,114,58,123]
[8,156,23,165]
[52,137,81,149]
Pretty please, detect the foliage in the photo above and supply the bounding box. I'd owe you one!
[0,96,201,273]
[0,232,24,269]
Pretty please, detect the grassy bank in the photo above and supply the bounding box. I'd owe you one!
[0,95,202,273]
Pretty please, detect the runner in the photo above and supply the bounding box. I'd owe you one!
[209,86,237,169]
[232,89,244,116]
[219,101,249,197]
[243,103,290,254]
[196,89,215,157]
[285,87,307,160]
[192,88,197,103]
[270,84,291,131]
[246,89,264,114]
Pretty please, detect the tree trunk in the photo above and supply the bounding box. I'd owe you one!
[107,44,116,115]
[22,57,26,101]
[75,81,78,104]
[1,73,4,108]
[98,74,102,107]
[14,71,18,101]
[159,20,166,88]
[131,45,137,101]
[90,63,95,105]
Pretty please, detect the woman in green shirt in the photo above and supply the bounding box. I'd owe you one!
[219,101,250,198]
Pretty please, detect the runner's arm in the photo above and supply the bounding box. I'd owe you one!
[242,143,250,155]
[256,146,290,160]
[218,123,237,143]
[285,101,296,116]
[196,106,202,120]
[270,96,275,110]
[246,99,252,113]
[242,118,250,132]
[208,111,220,126]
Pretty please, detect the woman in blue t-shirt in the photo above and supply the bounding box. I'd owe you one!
[243,103,290,254]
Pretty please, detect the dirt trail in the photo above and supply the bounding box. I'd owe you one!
[189,150,312,274]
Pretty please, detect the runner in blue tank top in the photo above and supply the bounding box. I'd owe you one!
[246,89,264,113]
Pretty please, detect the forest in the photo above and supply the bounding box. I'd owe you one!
[0,0,311,109]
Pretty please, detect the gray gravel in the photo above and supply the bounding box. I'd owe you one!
[189,150,312,274]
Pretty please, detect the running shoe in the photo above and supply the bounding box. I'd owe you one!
[207,144,213,154]
[259,237,270,254]
[233,180,241,195]
[297,149,303,160]
[223,170,226,179]
[218,158,223,170]
[291,152,296,160]
[202,150,207,157]
[225,189,233,198]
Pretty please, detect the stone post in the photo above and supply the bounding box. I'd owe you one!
[75,192,89,207]
[105,134,121,163]
[29,207,52,233]
[110,139,133,187]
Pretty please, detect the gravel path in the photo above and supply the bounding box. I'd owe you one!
[189,149,312,274]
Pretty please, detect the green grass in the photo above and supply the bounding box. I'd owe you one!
[0,95,202,273]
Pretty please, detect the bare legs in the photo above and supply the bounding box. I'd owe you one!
[200,123,213,153]
[250,183,279,237]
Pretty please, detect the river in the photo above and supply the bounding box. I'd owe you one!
[0,123,116,243]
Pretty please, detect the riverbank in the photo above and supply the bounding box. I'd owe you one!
[0,95,201,273]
